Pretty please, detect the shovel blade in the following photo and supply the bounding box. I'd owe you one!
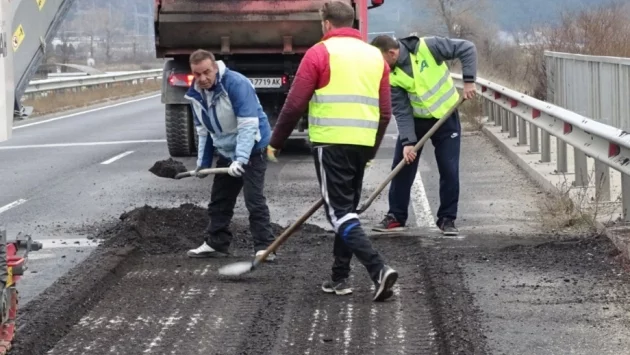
[149,158,188,179]
[218,261,254,276]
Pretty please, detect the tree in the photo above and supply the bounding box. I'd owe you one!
[425,0,490,38]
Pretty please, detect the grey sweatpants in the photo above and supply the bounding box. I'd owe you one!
[205,148,275,253]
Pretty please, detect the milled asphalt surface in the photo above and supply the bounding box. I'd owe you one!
[3,95,630,353]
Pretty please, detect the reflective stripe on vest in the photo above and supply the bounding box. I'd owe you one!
[389,38,460,119]
[308,36,383,146]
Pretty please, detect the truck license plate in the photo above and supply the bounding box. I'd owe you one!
[249,77,282,88]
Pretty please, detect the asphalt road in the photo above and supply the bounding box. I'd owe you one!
[4,94,630,354]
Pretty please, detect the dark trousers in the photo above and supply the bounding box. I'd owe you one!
[388,110,461,226]
[205,148,275,253]
[313,144,385,282]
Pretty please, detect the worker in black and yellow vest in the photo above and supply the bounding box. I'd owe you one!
[267,1,398,302]
[370,34,478,236]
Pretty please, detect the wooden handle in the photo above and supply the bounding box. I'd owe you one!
[254,199,325,265]
[175,167,231,179]
[356,97,465,214]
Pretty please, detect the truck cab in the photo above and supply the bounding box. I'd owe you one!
[155,0,385,157]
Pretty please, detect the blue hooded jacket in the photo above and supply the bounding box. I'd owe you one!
[184,60,271,168]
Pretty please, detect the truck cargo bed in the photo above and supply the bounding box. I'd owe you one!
[154,0,352,56]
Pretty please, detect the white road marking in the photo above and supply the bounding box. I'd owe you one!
[144,311,182,353]
[0,140,165,150]
[0,199,27,214]
[13,94,160,130]
[411,171,434,227]
[38,238,100,249]
[394,285,407,353]
[369,305,378,346]
[26,252,56,260]
[304,308,321,355]
[343,303,353,354]
[101,150,134,165]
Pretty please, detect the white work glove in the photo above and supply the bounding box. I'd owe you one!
[228,161,245,177]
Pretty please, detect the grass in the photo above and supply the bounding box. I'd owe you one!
[458,95,484,131]
[537,167,621,235]
[23,79,161,116]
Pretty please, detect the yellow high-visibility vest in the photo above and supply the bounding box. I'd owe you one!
[308,36,384,146]
[390,38,459,119]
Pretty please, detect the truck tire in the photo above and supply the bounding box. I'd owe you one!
[165,104,196,157]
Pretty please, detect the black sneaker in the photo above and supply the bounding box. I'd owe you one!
[322,278,353,295]
[438,218,459,236]
[373,265,398,302]
[372,214,406,232]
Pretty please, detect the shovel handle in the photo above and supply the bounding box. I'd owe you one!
[356,97,465,214]
[175,167,230,180]
[254,198,325,265]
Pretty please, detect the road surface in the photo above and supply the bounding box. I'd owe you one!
[3,94,630,354]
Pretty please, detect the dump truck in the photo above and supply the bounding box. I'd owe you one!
[154,0,386,157]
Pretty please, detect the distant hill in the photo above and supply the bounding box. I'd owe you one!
[369,0,611,34]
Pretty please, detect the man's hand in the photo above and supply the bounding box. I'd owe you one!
[403,145,417,164]
[365,159,373,168]
[194,166,208,179]
[228,161,245,177]
[266,146,279,163]
[463,82,476,100]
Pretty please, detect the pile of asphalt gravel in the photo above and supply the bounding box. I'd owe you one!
[97,203,328,254]
[148,158,188,179]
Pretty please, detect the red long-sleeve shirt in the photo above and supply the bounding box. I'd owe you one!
[269,27,392,156]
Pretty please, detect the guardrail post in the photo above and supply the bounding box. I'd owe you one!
[509,113,517,138]
[501,109,508,132]
[556,138,568,173]
[541,131,551,162]
[493,104,500,126]
[487,101,495,123]
[622,174,630,223]
[482,100,489,120]
[518,117,527,145]
[595,161,610,202]
[529,123,539,153]
[573,148,588,186]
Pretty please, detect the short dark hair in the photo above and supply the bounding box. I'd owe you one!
[370,35,399,52]
[189,49,215,65]
[319,1,355,28]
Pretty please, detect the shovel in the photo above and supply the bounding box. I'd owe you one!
[218,97,466,277]
[148,158,230,179]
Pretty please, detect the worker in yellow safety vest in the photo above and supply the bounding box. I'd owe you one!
[267,1,398,302]
[370,34,478,237]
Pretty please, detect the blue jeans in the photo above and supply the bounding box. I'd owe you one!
[388,111,461,226]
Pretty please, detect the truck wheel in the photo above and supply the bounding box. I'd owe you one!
[165,104,196,157]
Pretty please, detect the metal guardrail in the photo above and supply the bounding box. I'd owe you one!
[451,73,630,221]
[24,69,163,94]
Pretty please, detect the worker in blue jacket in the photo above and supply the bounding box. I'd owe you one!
[183,49,276,261]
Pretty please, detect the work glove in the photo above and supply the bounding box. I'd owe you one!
[266,146,279,163]
[365,159,373,168]
[194,166,208,179]
[228,161,245,177]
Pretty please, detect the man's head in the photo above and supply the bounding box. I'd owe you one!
[189,49,218,89]
[370,35,400,69]
[319,1,355,35]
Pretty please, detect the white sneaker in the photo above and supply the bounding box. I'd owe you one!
[187,242,219,258]
[255,250,277,262]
